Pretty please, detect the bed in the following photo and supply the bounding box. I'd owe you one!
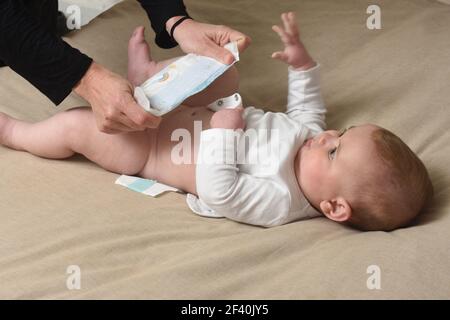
[0,0,449,299]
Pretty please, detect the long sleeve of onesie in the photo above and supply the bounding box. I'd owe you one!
[285,64,327,135]
[137,0,190,49]
[195,65,326,227]
[0,0,93,105]
[196,128,291,227]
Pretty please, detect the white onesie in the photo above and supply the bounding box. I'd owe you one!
[188,64,327,227]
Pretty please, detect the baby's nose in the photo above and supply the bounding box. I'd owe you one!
[317,133,335,146]
[317,136,328,146]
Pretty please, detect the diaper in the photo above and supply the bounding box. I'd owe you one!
[133,41,240,116]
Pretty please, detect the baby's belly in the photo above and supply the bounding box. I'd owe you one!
[139,105,214,195]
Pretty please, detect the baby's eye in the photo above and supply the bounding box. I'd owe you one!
[329,147,337,160]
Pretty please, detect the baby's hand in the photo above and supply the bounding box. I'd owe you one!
[210,108,246,130]
[271,12,316,70]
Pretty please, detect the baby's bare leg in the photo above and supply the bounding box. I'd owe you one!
[0,108,151,175]
[0,111,74,158]
[128,26,239,107]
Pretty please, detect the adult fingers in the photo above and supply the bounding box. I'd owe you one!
[228,30,252,53]
[97,118,136,134]
[203,38,235,64]
[102,103,145,132]
[120,96,162,129]
[117,112,146,131]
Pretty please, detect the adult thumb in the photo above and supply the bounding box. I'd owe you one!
[205,41,235,65]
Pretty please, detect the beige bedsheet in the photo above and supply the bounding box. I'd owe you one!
[1,0,449,299]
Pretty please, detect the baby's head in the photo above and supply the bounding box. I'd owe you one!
[295,124,433,231]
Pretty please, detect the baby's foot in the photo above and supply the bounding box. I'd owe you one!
[0,112,14,148]
[127,26,158,87]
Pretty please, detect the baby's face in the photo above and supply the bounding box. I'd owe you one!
[295,124,380,212]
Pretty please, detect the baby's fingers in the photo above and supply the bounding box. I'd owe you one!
[272,25,290,44]
[284,12,299,37]
[271,51,289,63]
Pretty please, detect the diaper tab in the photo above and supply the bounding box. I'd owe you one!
[115,175,182,197]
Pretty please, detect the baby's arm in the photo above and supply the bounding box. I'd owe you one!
[195,109,291,227]
[272,12,326,135]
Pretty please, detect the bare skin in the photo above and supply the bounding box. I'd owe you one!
[0,27,240,195]
[0,13,419,232]
[0,13,323,205]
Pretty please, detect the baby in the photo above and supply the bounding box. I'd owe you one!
[0,13,433,231]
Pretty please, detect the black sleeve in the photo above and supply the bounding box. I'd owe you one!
[0,0,93,105]
[137,0,190,49]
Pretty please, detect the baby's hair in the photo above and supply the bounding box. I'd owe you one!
[347,127,433,231]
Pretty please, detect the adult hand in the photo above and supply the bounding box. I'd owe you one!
[166,17,251,65]
[74,62,161,134]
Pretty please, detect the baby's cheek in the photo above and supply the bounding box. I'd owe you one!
[302,156,323,188]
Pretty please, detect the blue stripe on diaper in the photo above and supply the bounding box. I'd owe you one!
[127,178,156,193]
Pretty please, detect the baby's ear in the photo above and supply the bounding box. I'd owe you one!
[319,197,352,222]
